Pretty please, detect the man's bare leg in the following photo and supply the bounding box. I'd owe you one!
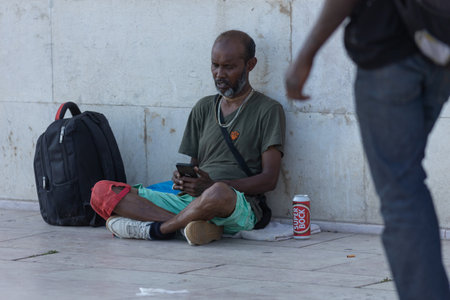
[112,187,175,222]
[159,182,236,234]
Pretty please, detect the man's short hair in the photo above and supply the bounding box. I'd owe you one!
[214,30,256,62]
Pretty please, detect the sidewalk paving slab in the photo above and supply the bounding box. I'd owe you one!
[1,208,447,299]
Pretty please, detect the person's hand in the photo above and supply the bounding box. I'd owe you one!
[172,167,214,197]
[172,170,183,191]
[285,55,313,100]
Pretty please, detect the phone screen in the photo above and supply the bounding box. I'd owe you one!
[176,163,198,178]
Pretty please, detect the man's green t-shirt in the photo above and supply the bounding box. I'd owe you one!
[178,91,286,222]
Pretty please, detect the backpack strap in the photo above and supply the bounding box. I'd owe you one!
[55,102,82,120]
[84,112,127,182]
[80,113,119,181]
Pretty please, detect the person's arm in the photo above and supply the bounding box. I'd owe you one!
[220,146,282,195]
[285,0,360,100]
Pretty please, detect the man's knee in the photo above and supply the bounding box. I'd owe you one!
[202,182,233,200]
[90,180,131,220]
[199,182,236,215]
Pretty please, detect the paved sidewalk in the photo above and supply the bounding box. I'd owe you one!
[1,209,444,300]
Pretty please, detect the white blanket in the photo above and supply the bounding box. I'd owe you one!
[226,222,321,241]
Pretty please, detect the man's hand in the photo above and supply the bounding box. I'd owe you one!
[285,54,313,100]
[172,167,214,197]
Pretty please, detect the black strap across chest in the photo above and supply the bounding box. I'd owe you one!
[215,94,253,177]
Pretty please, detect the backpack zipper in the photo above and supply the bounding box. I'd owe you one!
[59,125,65,143]
[59,122,70,181]
[40,135,51,190]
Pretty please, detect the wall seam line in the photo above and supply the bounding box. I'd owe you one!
[289,0,293,63]
[49,0,55,103]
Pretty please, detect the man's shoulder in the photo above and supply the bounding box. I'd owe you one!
[192,94,218,110]
[255,91,280,102]
[252,91,284,110]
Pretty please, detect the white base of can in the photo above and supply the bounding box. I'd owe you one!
[293,235,310,239]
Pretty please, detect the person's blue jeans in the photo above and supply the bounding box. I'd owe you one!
[355,54,450,300]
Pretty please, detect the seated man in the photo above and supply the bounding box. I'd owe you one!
[90,30,286,246]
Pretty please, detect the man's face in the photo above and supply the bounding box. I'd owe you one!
[211,40,248,98]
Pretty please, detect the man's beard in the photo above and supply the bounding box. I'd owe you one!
[215,68,247,98]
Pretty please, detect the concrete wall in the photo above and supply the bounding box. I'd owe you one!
[1,0,450,229]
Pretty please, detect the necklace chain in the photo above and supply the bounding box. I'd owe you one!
[216,89,254,128]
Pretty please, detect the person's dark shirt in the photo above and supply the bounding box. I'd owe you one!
[344,0,417,69]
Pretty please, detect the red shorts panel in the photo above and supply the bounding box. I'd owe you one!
[90,180,131,220]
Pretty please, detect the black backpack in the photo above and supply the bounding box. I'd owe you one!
[33,102,127,226]
[394,0,450,67]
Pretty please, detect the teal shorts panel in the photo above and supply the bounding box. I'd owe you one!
[134,184,256,235]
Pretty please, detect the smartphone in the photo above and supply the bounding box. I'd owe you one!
[176,163,198,178]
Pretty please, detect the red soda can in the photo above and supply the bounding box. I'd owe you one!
[293,194,311,239]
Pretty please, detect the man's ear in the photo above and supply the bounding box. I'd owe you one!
[246,57,257,72]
